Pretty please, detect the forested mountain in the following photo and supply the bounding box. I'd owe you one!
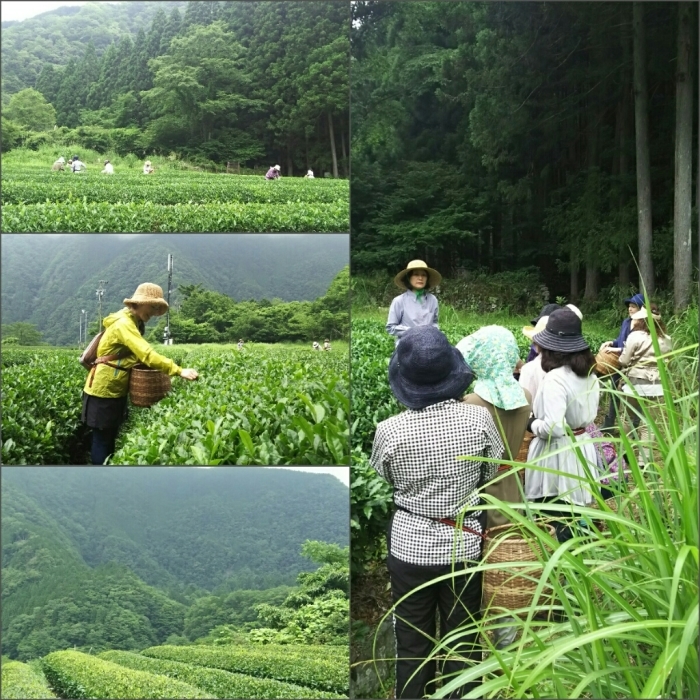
[1,466,349,660]
[2,1,349,174]
[0,233,349,345]
[351,1,698,305]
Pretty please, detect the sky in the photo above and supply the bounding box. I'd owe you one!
[269,467,349,487]
[1,1,120,23]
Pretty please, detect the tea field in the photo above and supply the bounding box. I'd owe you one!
[1,344,349,465]
[2,643,349,699]
[0,168,349,232]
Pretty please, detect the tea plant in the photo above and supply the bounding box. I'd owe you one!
[99,650,342,699]
[142,643,349,695]
[1,660,56,699]
[41,650,210,699]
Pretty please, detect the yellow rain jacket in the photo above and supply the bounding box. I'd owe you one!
[83,308,182,399]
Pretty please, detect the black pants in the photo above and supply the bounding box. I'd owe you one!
[602,374,640,430]
[388,553,482,699]
[82,393,127,465]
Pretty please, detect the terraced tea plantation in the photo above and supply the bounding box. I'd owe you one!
[2,644,348,699]
[0,167,349,232]
[1,344,349,465]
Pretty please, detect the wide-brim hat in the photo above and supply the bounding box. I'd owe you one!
[532,308,589,353]
[274,165,281,170]
[522,315,549,341]
[631,307,661,321]
[389,326,474,410]
[393,260,442,289]
[123,283,169,316]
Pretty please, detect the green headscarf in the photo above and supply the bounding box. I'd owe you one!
[456,325,529,411]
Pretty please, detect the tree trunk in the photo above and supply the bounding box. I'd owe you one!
[286,149,293,176]
[584,264,599,300]
[633,2,655,294]
[618,18,632,290]
[673,2,694,311]
[328,112,339,178]
[340,124,348,178]
[570,250,579,302]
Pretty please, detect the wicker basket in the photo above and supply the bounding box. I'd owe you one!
[594,349,621,376]
[129,364,172,407]
[482,522,556,616]
[515,431,534,463]
[590,494,641,532]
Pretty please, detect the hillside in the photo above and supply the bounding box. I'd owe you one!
[1,466,349,660]
[0,233,349,345]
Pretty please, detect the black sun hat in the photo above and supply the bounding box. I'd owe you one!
[388,326,474,410]
[532,308,590,353]
[531,303,562,326]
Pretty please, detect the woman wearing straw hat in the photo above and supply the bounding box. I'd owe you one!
[524,308,600,542]
[386,260,441,344]
[81,283,198,465]
[371,325,503,698]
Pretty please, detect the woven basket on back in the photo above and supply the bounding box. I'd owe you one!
[590,494,643,532]
[129,364,172,407]
[482,522,556,617]
[594,349,621,376]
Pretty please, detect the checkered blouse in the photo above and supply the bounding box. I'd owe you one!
[370,399,504,566]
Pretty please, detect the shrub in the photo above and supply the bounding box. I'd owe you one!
[1,660,56,699]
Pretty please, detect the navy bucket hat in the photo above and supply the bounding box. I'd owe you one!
[624,292,645,307]
[388,326,474,410]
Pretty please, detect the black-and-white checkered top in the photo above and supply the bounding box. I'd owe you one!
[370,399,504,566]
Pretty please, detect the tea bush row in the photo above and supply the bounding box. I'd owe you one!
[1,660,56,699]
[2,170,348,206]
[1,200,348,233]
[1,350,84,465]
[112,346,350,465]
[100,650,343,699]
[142,644,349,695]
[41,650,211,699]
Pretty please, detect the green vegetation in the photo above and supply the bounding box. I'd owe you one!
[1,168,349,233]
[143,644,348,695]
[99,649,341,699]
[42,650,210,699]
[1,234,349,347]
[1,660,56,699]
[2,2,348,176]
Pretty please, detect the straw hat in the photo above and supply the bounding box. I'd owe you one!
[522,315,549,341]
[124,283,169,315]
[393,260,442,289]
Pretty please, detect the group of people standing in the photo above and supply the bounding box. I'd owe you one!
[51,156,154,174]
[372,259,673,698]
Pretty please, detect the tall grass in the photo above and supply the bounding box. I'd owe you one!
[373,311,698,698]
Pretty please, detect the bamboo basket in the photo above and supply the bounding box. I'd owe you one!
[512,431,534,485]
[594,349,621,376]
[129,364,172,407]
[482,522,556,617]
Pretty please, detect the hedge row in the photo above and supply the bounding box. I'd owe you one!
[1,661,56,699]
[100,650,344,699]
[142,644,348,694]
[41,650,211,699]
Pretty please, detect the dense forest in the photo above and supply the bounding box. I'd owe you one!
[351,1,698,309]
[2,0,349,174]
[0,233,349,346]
[1,467,349,660]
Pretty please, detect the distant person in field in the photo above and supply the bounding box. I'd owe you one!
[265,164,281,180]
[101,160,114,174]
[237,339,244,350]
[71,156,87,173]
[312,341,321,351]
[387,260,441,345]
[324,339,331,351]
[305,169,315,178]
[81,283,199,466]
[143,160,155,174]
[52,156,66,171]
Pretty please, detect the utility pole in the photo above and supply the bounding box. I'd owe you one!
[165,254,173,345]
[80,309,86,345]
[96,280,107,331]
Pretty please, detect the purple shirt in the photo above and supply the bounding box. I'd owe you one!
[265,167,279,180]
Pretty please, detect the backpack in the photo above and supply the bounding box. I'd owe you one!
[80,330,127,387]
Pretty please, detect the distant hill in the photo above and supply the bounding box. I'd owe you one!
[0,233,349,345]
[1,1,188,96]
[1,466,348,659]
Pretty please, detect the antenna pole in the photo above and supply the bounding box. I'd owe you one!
[165,254,173,344]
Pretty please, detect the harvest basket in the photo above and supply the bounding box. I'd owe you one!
[515,431,534,463]
[590,493,644,532]
[594,349,621,376]
[482,522,556,617]
[129,364,171,407]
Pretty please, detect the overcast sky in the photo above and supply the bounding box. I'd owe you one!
[270,467,349,487]
[1,1,121,23]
